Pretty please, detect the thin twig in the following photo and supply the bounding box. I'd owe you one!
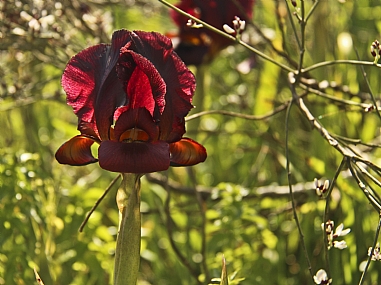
[359,213,381,285]
[349,163,381,212]
[285,88,313,279]
[300,83,371,109]
[34,268,45,285]
[333,134,381,148]
[79,174,122,232]
[305,1,320,23]
[284,0,302,50]
[146,172,319,199]
[354,48,381,121]
[186,101,290,122]
[163,172,202,284]
[302,59,381,73]
[187,168,210,282]
[323,157,347,277]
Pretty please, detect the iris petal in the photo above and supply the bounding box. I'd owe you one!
[62,44,108,135]
[99,140,170,173]
[114,108,159,141]
[169,137,207,166]
[62,30,133,140]
[128,31,196,142]
[118,49,166,117]
[55,135,98,166]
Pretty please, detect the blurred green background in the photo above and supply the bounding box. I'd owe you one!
[1,0,381,284]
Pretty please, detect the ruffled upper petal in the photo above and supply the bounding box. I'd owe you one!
[169,137,207,166]
[55,135,98,166]
[128,31,196,142]
[116,47,166,118]
[98,140,170,173]
[62,30,132,140]
[62,44,108,136]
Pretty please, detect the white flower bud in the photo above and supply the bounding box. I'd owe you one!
[223,24,235,34]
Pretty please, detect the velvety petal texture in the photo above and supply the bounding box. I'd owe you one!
[56,29,206,173]
[171,0,255,65]
[99,140,170,173]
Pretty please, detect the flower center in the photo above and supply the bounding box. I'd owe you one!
[119,128,150,143]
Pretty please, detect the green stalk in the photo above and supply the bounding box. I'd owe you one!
[114,173,142,285]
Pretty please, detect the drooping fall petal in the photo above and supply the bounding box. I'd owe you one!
[169,137,207,166]
[55,135,98,166]
[98,140,170,173]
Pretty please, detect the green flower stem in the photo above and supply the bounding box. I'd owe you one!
[114,173,142,285]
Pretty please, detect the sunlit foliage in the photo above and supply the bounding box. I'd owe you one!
[1,0,381,284]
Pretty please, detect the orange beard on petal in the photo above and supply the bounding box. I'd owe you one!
[119,128,150,142]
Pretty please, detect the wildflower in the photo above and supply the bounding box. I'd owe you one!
[333,240,347,249]
[223,24,235,34]
[370,39,381,63]
[313,269,332,285]
[368,242,381,261]
[333,223,351,237]
[314,178,330,197]
[223,16,246,39]
[322,220,350,250]
[186,19,203,28]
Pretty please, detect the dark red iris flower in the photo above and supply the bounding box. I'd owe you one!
[55,30,207,173]
[171,0,255,65]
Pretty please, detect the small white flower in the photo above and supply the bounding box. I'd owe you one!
[232,16,245,31]
[333,240,347,249]
[223,16,246,38]
[186,19,203,28]
[239,20,246,31]
[321,220,334,234]
[223,24,235,34]
[368,242,381,261]
[322,220,350,250]
[313,269,332,284]
[314,178,330,197]
[333,223,351,237]
[288,72,296,84]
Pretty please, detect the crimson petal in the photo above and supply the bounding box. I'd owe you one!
[62,44,108,136]
[55,135,98,166]
[169,137,207,166]
[129,31,196,142]
[117,49,166,117]
[98,140,170,173]
[62,30,132,140]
